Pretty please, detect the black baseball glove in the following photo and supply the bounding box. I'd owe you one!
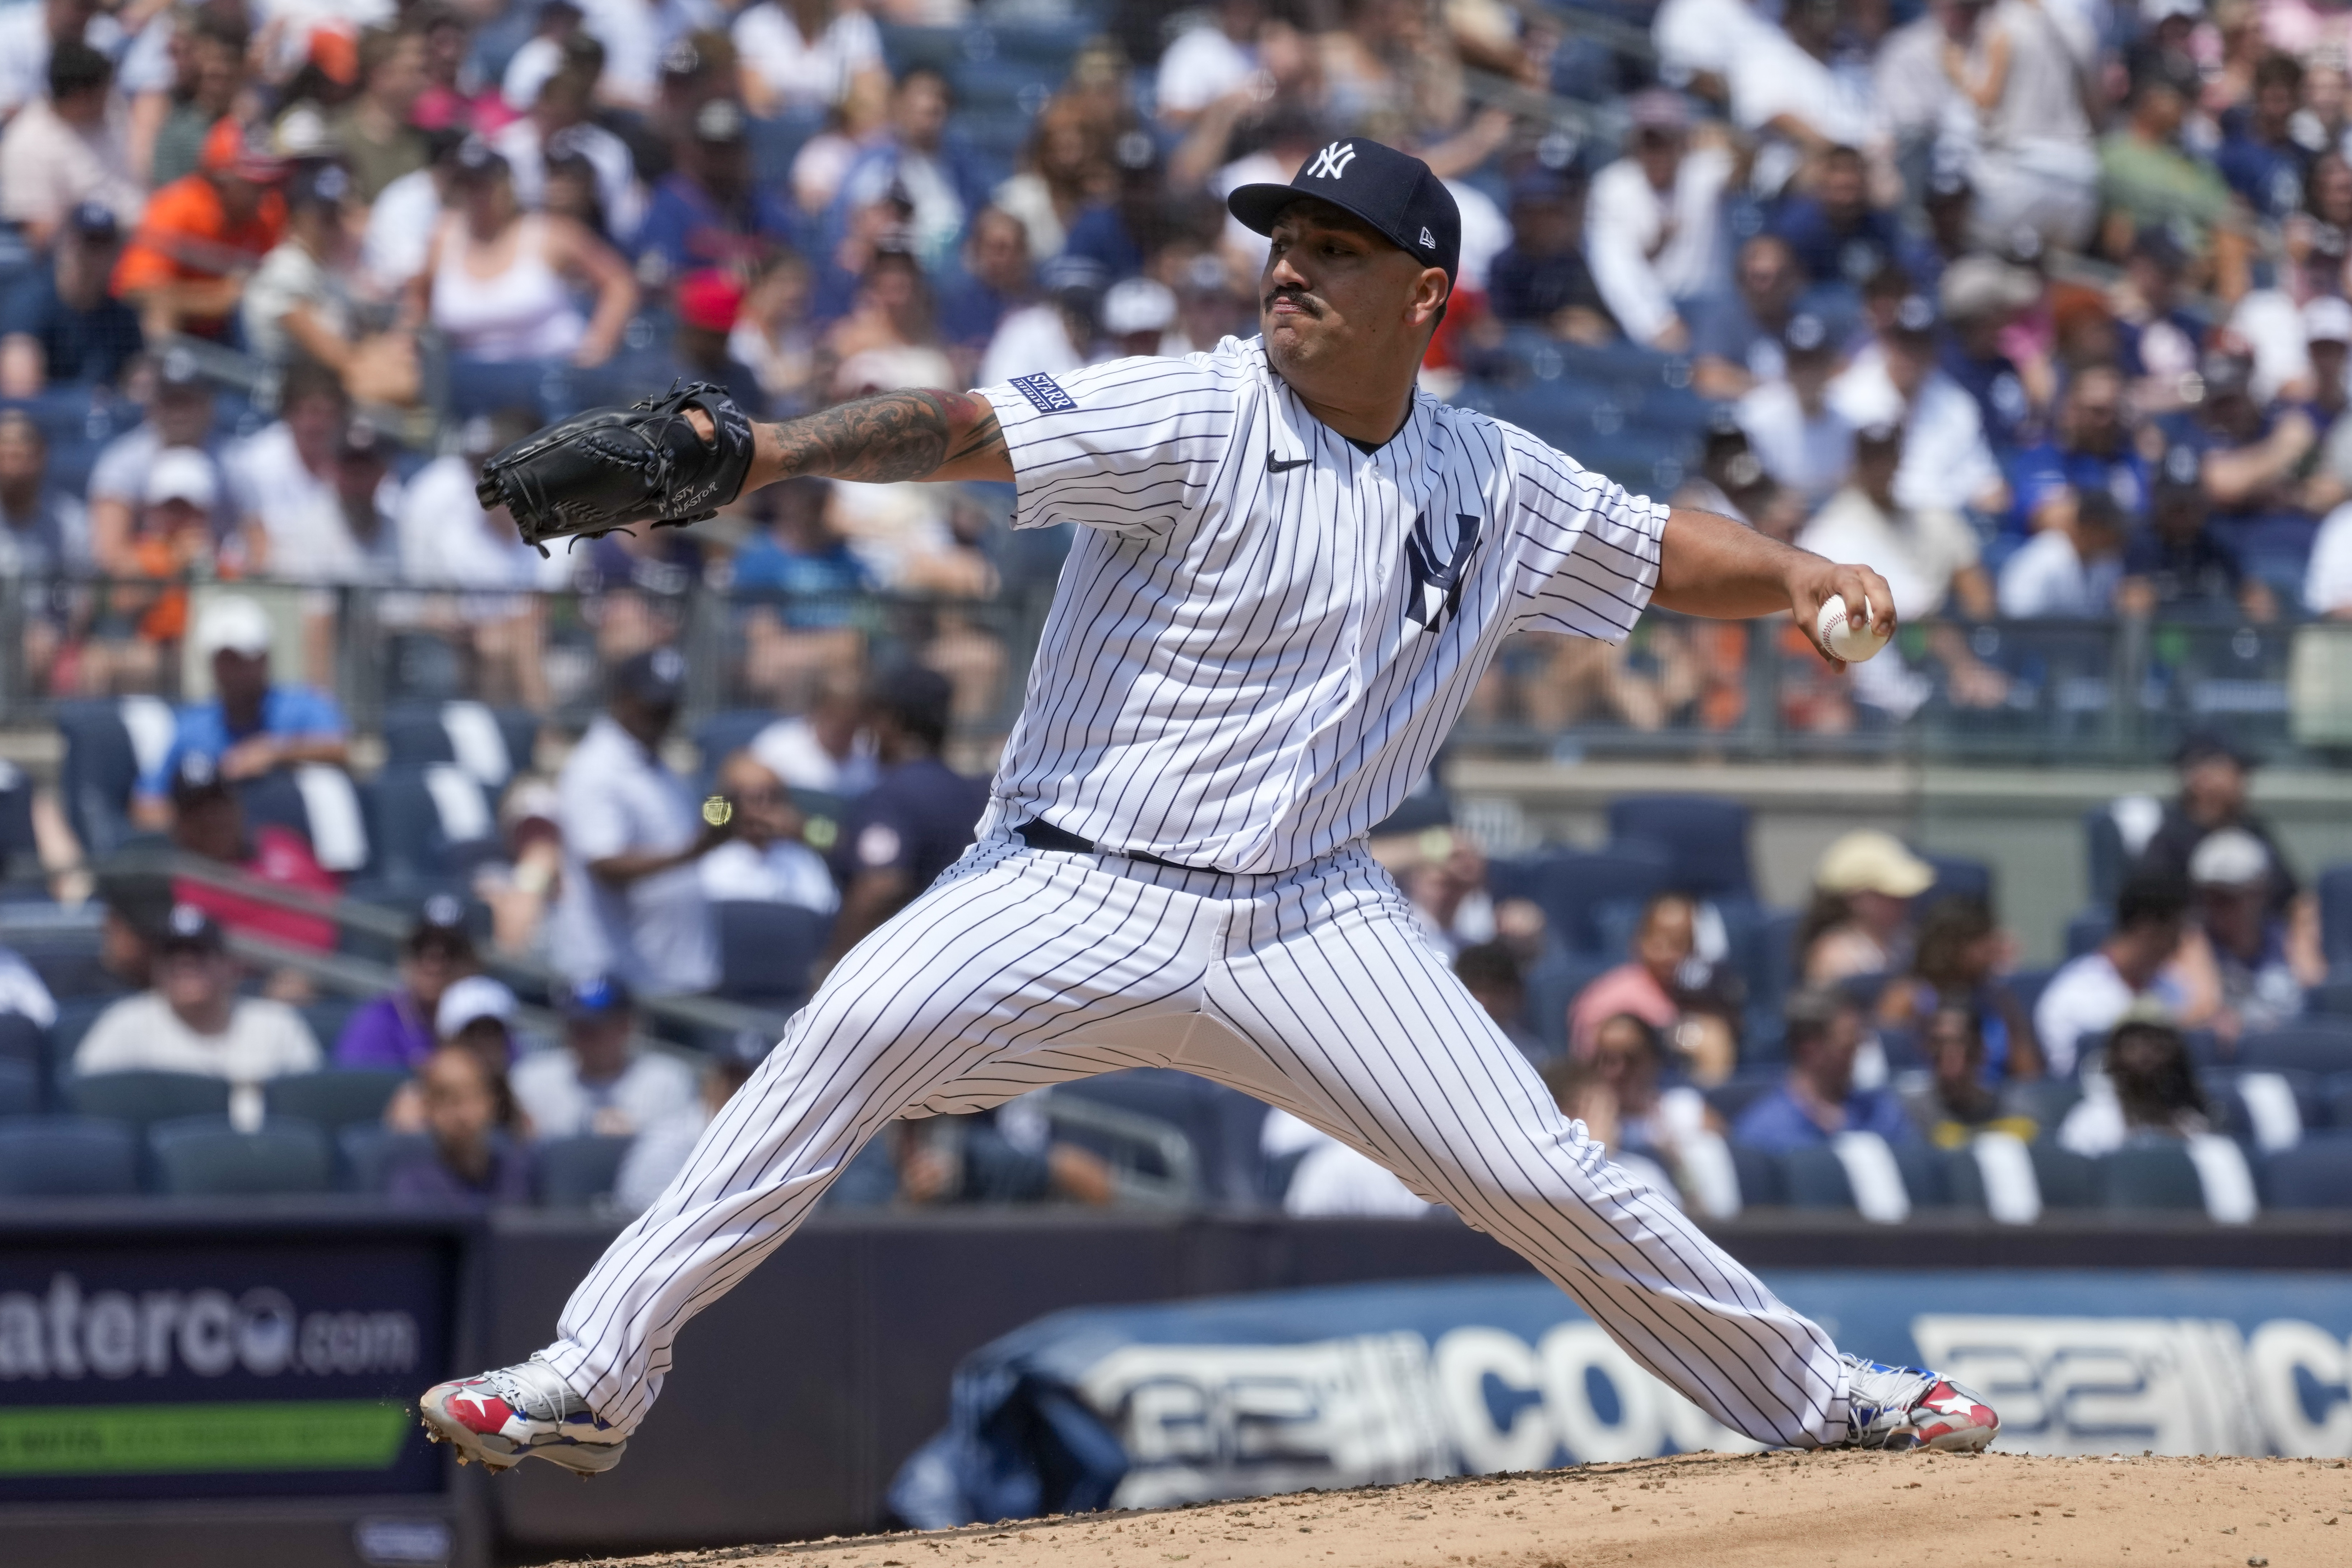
[474,381,758,551]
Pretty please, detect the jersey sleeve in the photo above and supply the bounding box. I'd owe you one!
[1498,427,1667,639]
[975,355,1233,536]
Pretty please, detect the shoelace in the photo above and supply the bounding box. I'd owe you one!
[486,1358,587,1422]
[1841,1356,1934,1442]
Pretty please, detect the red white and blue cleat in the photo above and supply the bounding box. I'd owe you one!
[417,1357,628,1475]
[1837,1354,2001,1452]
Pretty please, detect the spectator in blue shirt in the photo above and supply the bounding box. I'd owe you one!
[0,201,141,397]
[1768,145,1901,288]
[1733,988,1918,1152]
[2006,364,2148,538]
[1692,235,1806,401]
[1937,256,2040,455]
[934,207,1033,367]
[2216,53,2311,223]
[133,594,350,825]
[633,98,796,283]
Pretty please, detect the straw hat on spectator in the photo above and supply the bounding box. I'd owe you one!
[1813,829,1937,898]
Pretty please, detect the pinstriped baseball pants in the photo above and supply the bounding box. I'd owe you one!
[540,832,1852,1448]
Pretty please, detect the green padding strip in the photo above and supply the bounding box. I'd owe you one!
[0,1401,412,1475]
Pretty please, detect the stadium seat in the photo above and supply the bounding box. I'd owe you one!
[237,765,370,874]
[2096,1145,2206,1211]
[340,1124,432,1194]
[2238,1024,2352,1076]
[1919,853,1993,911]
[2319,864,2352,969]
[2201,1069,2317,1151]
[2324,1071,2352,1130]
[713,901,829,1007]
[2007,1078,2082,1129]
[264,1068,408,1132]
[696,711,777,777]
[1779,1145,1855,1210]
[366,764,500,883]
[1048,1069,1269,1206]
[0,758,37,879]
[0,1116,139,1197]
[0,1058,34,1117]
[2310,980,2352,1019]
[55,697,175,859]
[65,1070,231,1134]
[1728,1143,1785,1207]
[2028,1142,2097,1208]
[381,701,536,786]
[1521,948,1609,1055]
[0,1012,42,1076]
[2261,1133,2352,1208]
[537,1134,633,1207]
[1604,796,1753,898]
[2063,909,2111,958]
[149,1116,333,1196]
[1701,1070,1783,1126]
[1506,846,1674,955]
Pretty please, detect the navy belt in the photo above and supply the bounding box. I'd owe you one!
[1014,818,1198,873]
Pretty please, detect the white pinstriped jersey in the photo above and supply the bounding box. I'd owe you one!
[976,335,1667,875]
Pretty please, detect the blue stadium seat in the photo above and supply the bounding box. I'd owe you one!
[381,702,538,786]
[2029,1141,2097,1208]
[0,1058,35,1117]
[0,1116,139,1196]
[2096,1144,2206,1211]
[2237,1025,2352,1076]
[55,698,171,860]
[0,1012,42,1078]
[1605,795,1753,898]
[2325,1071,2352,1130]
[1521,948,1610,1055]
[1703,1070,1785,1126]
[2320,864,2352,969]
[264,1068,408,1132]
[1919,853,1993,912]
[1506,845,1674,955]
[65,1070,231,1134]
[364,764,500,884]
[2083,805,2134,911]
[2201,1068,2321,1147]
[2008,1078,2083,1129]
[2262,1133,2352,1208]
[2064,909,2111,958]
[1780,1145,1855,1210]
[537,1134,634,1207]
[1049,1069,1269,1207]
[1728,1143,1785,1207]
[340,1124,432,1194]
[714,901,828,1007]
[149,1116,333,1196]
[695,710,778,779]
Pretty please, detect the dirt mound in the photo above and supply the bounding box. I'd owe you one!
[589,1452,2347,1568]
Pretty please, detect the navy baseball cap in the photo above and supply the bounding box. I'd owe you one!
[559,973,633,1020]
[1227,135,1461,285]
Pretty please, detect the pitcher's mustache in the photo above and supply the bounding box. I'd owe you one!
[1264,288,1323,317]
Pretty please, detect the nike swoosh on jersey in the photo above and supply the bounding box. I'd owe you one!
[1268,454,1311,472]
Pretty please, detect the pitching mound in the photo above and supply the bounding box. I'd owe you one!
[586,1451,2346,1568]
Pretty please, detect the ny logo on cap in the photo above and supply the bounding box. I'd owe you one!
[1309,141,1357,180]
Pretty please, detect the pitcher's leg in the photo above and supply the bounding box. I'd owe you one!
[1199,871,1847,1450]
[542,844,1218,1433]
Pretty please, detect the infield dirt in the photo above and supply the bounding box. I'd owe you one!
[580,1451,2348,1568]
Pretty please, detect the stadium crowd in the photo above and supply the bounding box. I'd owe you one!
[0,0,2350,1218]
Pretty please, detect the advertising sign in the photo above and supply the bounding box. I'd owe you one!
[0,1233,459,1502]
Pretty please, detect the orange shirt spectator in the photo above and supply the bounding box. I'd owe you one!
[113,119,287,341]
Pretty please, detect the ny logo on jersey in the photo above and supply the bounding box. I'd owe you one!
[1309,141,1358,180]
[1402,508,1482,634]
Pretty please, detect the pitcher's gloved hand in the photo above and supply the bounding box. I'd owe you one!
[474,382,757,552]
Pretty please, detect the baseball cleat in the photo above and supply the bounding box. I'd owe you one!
[1838,1354,2000,1452]
[418,1356,627,1475]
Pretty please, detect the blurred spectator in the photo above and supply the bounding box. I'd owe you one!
[2098,62,2243,285]
[335,895,478,1072]
[1737,313,1852,509]
[1547,1011,1712,1199]
[553,647,725,995]
[1585,89,1730,353]
[94,867,176,991]
[731,252,821,410]
[614,1029,770,1213]
[113,118,288,342]
[331,24,429,204]
[437,975,521,1074]
[1486,167,1612,343]
[2112,226,2203,391]
[1693,235,1805,400]
[0,410,89,579]
[1937,257,2039,455]
[1728,0,1874,178]
[510,974,697,1139]
[892,1102,1117,1209]
[0,0,107,122]
[733,0,885,119]
[243,164,420,405]
[361,126,464,297]
[417,140,637,370]
[0,40,141,247]
[226,363,377,586]
[2310,494,2352,614]
[734,477,874,704]
[700,749,838,913]
[475,779,564,961]
[143,11,247,191]
[751,666,877,796]
[0,200,140,397]
[1567,891,1740,1082]
[1828,298,2010,515]
[1731,988,1916,1151]
[1155,0,1268,130]
[993,96,1108,266]
[399,409,558,588]
[1100,276,1176,359]
[411,3,488,132]
[818,666,986,971]
[504,1,585,112]
[829,66,991,274]
[136,594,349,819]
[936,207,1033,364]
[1454,940,1542,1061]
[980,252,1103,387]
[98,447,220,678]
[0,922,57,1026]
[2184,348,2318,524]
[2055,1012,2209,1155]
[2006,364,2146,536]
[492,60,647,245]
[164,753,341,958]
[2177,825,2318,1043]
[2216,52,2309,223]
[74,904,321,1131]
[2116,447,2277,620]
[1998,485,2126,617]
[786,65,891,218]
[2034,870,2192,1076]
[1878,894,2042,1079]
[1260,1104,1431,1217]
[2138,731,2299,917]
[1395,827,1495,958]
[1771,144,1900,288]
[383,1042,536,1207]
[1898,1003,2040,1146]
[1946,0,2100,253]
[1797,829,1935,987]
[87,353,228,569]
[636,98,793,280]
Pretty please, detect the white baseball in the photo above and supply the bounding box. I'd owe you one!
[1816,594,1889,662]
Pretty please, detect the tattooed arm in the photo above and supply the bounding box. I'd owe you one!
[687,389,1014,492]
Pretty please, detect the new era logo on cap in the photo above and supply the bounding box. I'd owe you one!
[1420,227,1435,247]
[1309,141,1358,180]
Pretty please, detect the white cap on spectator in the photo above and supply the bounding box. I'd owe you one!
[193,594,274,660]
[1102,277,1177,337]
[2189,827,2269,888]
[437,974,519,1036]
[2140,0,2201,20]
[144,448,218,510]
[2304,296,2352,345]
